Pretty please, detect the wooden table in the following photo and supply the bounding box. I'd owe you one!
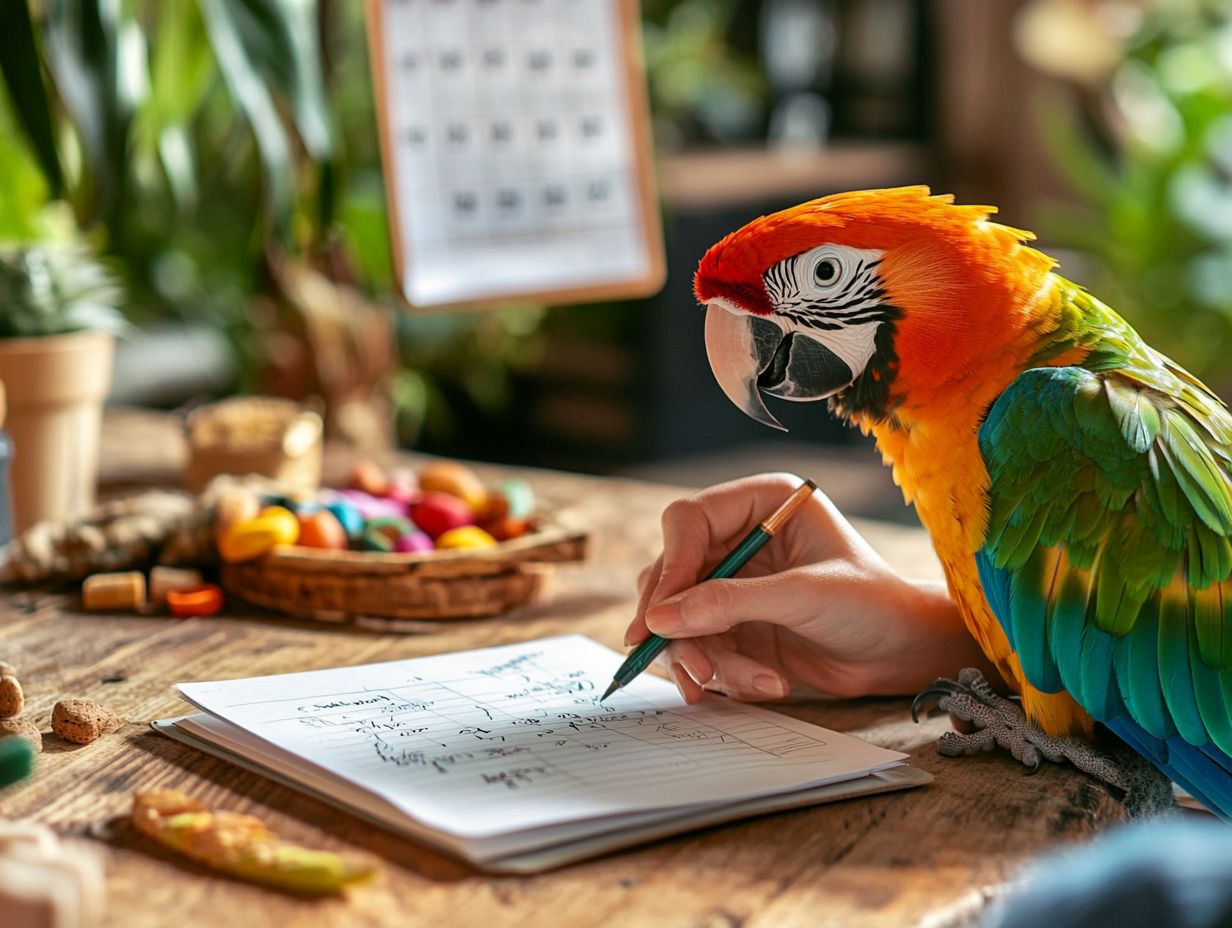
[0,412,1127,928]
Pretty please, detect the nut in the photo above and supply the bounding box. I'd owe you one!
[0,718,43,753]
[0,675,23,718]
[51,699,120,745]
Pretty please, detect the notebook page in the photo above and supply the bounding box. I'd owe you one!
[176,636,906,839]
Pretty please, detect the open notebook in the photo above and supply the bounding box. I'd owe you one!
[154,636,929,872]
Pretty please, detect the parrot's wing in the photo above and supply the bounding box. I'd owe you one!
[977,364,1232,817]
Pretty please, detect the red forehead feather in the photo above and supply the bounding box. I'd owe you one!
[692,186,1029,313]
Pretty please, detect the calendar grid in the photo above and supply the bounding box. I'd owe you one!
[367,0,664,308]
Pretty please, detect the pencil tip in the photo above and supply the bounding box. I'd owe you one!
[599,681,619,703]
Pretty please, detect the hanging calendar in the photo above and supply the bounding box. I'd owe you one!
[365,0,665,310]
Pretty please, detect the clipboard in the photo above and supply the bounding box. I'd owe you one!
[365,0,666,311]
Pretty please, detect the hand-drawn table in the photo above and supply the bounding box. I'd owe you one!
[0,411,1130,928]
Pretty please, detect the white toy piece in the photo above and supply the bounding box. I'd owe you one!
[0,819,105,928]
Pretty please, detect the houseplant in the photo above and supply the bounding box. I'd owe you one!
[0,243,125,534]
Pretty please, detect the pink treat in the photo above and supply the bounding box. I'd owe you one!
[331,489,408,521]
[410,492,474,539]
[385,469,422,506]
[393,531,434,554]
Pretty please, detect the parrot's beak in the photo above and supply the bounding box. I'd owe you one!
[704,303,854,431]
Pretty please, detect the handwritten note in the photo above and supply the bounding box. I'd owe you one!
[175,636,905,841]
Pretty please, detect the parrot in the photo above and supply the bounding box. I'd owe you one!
[693,185,1232,818]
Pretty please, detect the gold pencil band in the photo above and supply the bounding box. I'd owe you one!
[759,479,818,535]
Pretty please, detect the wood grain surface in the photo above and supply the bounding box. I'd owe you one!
[0,411,1129,928]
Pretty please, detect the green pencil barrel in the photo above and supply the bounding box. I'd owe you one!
[706,527,771,579]
[616,528,772,686]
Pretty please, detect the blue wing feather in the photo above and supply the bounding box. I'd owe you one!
[979,366,1232,817]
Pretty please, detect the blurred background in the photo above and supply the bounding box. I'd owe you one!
[2,0,1231,525]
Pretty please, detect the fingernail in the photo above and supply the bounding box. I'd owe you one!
[681,659,711,686]
[645,596,683,636]
[753,674,787,699]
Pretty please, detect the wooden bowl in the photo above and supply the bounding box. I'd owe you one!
[220,517,587,629]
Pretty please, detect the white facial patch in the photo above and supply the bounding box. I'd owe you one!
[762,244,887,382]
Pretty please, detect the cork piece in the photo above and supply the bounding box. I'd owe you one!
[0,718,43,753]
[51,699,120,745]
[0,674,23,718]
[148,567,204,608]
[82,572,147,612]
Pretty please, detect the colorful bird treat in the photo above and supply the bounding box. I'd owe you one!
[131,789,376,895]
[213,460,537,559]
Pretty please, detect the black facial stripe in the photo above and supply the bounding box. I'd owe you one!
[763,251,886,326]
[780,303,895,330]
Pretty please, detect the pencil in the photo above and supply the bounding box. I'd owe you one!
[600,478,819,702]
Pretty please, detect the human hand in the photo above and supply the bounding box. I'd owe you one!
[625,473,994,704]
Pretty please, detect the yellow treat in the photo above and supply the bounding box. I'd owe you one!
[218,509,299,563]
[256,506,300,540]
[435,526,497,550]
[82,571,147,611]
[132,790,376,895]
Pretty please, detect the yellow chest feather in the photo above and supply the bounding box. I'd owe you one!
[864,407,1093,738]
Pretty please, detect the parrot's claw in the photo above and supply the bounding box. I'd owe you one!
[913,669,1177,818]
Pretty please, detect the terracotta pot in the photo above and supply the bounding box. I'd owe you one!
[0,330,114,534]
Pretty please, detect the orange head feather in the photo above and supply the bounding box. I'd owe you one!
[694,186,1059,424]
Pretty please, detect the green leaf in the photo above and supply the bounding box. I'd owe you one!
[198,0,294,227]
[43,0,131,222]
[134,0,213,207]
[277,0,332,161]
[0,0,64,197]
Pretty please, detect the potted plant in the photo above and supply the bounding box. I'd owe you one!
[0,244,125,534]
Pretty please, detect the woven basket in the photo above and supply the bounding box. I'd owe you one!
[220,518,587,629]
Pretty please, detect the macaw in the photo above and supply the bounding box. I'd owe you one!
[694,185,1232,818]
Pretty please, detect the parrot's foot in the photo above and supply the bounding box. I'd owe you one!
[912,668,1177,818]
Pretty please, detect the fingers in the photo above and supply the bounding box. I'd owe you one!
[646,473,804,610]
[666,639,714,687]
[708,649,789,701]
[626,555,663,646]
[644,568,821,639]
[668,662,705,704]
[663,641,785,703]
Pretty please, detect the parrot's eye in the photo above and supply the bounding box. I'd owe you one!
[763,243,882,313]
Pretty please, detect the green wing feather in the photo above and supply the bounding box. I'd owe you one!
[979,280,1232,764]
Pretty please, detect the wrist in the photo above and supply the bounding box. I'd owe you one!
[866,577,993,696]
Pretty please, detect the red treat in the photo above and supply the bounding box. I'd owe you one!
[166,584,224,618]
[410,492,474,539]
[349,460,390,497]
[296,510,347,550]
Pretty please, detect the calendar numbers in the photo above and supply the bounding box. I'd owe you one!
[375,0,659,306]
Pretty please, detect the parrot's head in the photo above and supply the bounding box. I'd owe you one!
[694,185,1056,430]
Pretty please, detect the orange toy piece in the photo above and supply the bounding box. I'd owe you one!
[349,460,389,497]
[166,584,224,618]
[296,510,347,550]
[418,462,487,510]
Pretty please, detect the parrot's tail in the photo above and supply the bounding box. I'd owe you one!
[1107,718,1232,821]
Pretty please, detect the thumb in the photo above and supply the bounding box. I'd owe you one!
[644,569,820,639]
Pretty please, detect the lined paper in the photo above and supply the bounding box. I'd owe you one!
[176,636,906,840]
